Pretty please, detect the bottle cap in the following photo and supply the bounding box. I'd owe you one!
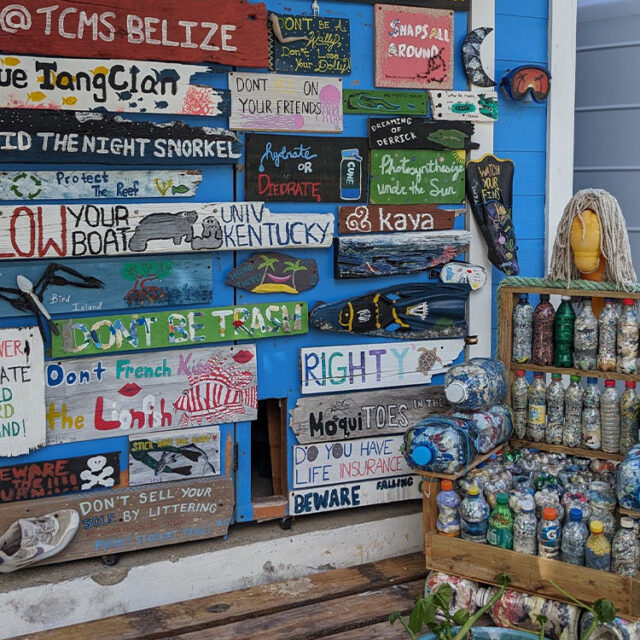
[534,372,544,379]
[542,507,557,520]
[551,373,562,380]
[605,380,616,387]
[623,299,635,306]
[570,375,581,382]
[587,377,598,384]
[467,485,480,496]
[496,492,508,505]
[412,446,432,466]
[620,517,635,529]
[604,298,615,304]
[626,381,637,389]
[590,520,604,534]
[445,381,468,404]
[519,294,529,301]
[441,480,453,491]
[515,370,526,377]
[569,508,582,522]
[561,295,571,301]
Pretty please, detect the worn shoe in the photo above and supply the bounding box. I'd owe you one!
[0,510,80,573]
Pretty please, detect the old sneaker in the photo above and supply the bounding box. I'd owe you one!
[0,510,80,573]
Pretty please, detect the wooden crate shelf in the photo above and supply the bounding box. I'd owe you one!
[511,362,640,383]
[509,439,624,462]
[620,507,640,519]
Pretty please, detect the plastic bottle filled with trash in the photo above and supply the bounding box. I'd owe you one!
[444,358,507,410]
[560,508,589,566]
[513,294,533,363]
[487,492,514,549]
[546,373,565,445]
[512,370,529,440]
[451,405,512,454]
[527,372,547,443]
[574,299,598,370]
[513,503,537,555]
[537,507,561,559]
[582,377,602,450]
[612,517,640,577]
[563,375,583,448]
[598,298,618,372]
[554,295,576,367]
[617,444,640,511]
[620,381,640,456]
[601,379,621,453]
[436,480,461,537]
[459,485,490,543]
[532,294,555,366]
[585,520,611,571]
[617,299,639,374]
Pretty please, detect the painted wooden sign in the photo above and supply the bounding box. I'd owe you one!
[245,134,368,203]
[0,477,234,565]
[334,230,471,279]
[269,14,351,75]
[439,262,488,291]
[290,386,447,444]
[374,5,453,90]
[0,55,229,117]
[343,89,429,115]
[229,73,342,133]
[0,327,45,457]
[0,169,202,201]
[0,110,241,165]
[300,339,465,394]
[368,118,477,151]
[338,204,457,234]
[290,475,420,515]
[0,202,334,261]
[369,149,466,205]
[225,253,318,294]
[130,427,221,486]
[0,0,269,68]
[50,303,308,358]
[429,90,499,122]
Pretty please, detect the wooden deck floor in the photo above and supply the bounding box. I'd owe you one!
[26,553,426,640]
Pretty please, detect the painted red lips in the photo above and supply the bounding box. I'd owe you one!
[118,383,142,397]
[232,350,254,364]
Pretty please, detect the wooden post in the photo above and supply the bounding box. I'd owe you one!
[422,478,439,555]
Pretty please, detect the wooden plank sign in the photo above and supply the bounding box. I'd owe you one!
[369,149,466,205]
[0,0,268,68]
[343,89,429,115]
[229,73,342,133]
[245,134,369,203]
[0,110,241,165]
[0,169,202,201]
[45,346,257,445]
[374,5,453,90]
[300,339,465,394]
[368,118,478,151]
[129,427,221,486]
[0,56,229,117]
[334,230,471,279]
[289,386,447,444]
[269,14,351,75]
[225,252,318,294]
[0,202,334,261]
[429,90,499,122]
[50,303,308,358]
[0,327,46,457]
[338,204,457,234]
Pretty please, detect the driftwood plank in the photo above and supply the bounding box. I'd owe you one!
[429,90,499,122]
[343,89,429,115]
[338,205,458,234]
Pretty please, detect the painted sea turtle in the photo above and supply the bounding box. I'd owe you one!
[416,347,443,374]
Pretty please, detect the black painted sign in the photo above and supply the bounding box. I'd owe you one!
[368,118,478,151]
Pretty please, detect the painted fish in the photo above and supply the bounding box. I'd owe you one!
[1,57,20,66]
[90,66,110,75]
[131,443,216,476]
[27,91,46,102]
[62,96,78,106]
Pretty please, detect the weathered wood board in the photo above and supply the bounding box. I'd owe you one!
[50,303,307,358]
[0,110,241,165]
[0,55,229,117]
[343,89,429,115]
[129,427,221,486]
[369,149,466,205]
[290,475,420,515]
[0,327,46,457]
[289,386,447,444]
[338,204,458,234]
[45,346,257,444]
[0,202,334,260]
[245,134,368,203]
[229,73,342,133]
[375,5,453,90]
[429,90,499,122]
[0,169,202,201]
[300,339,465,394]
[334,230,471,279]
[368,118,477,150]
[0,477,234,565]
[269,14,351,75]
[0,0,269,68]
[225,253,318,294]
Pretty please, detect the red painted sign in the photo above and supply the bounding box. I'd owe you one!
[0,0,269,68]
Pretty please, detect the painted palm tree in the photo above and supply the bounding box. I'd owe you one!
[283,259,308,293]
[257,255,279,286]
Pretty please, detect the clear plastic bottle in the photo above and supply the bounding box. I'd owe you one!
[560,508,589,566]
[585,520,611,571]
[563,375,583,448]
[537,507,561,560]
[444,358,508,410]
[487,492,514,549]
[601,380,621,454]
[582,377,602,450]
[611,517,640,577]
[459,485,490,543]
[513,504,537,555]
[554,296,576,368]
[513,294,534,364]
[617,444,640,510]
[546,373,565,445]
[620,381,640,456]
[511,370,529,440]
[598,298,618,372]
[574,299,598,371]
[532,294,555,366]
[436,479,461,537]
[527,372,547,443]
[617,299,639,374]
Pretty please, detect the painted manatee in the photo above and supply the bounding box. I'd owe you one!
[191,216,224,250]
[128,210,198,252]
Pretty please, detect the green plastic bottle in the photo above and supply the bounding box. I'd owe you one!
[487,491,514,549]
[554,295,575,368]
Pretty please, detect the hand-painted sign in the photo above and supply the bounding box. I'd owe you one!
[338,204,457,234]
[229,72,342,133]
[45,346,257,444]
[0,202,334,260]
[369,149,466,205]
[0,327,45,457]
[429,90,499,122]
[290,475,420,515]
[300,339,465,394]
[0,169,202,201]
[225,253,318,294]
[0,55,229,117]
[269,13,351,75]
[0,110,241,165]
[368,118,477,151]
[343,89,429,115]
[334,230,471,279]
[130,427,221,486]
[50,303,307,358]
[290,386,447,444]
[375,5,453,90]
[245,134,368,203]
[0,0,268,68]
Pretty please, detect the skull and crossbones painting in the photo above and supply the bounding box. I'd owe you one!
[80,456,116,490]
